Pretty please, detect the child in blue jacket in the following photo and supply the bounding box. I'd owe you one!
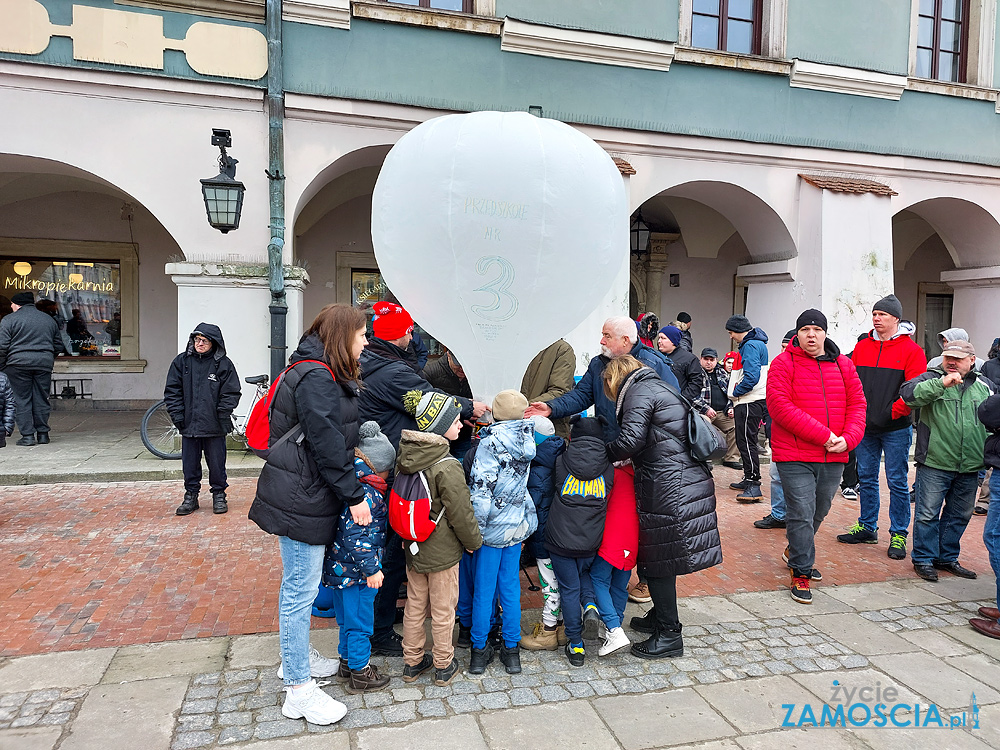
[468,390,537,676]
[322,421,393,694]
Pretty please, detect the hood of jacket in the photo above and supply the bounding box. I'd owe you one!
[562,434,610,480]
[532,434,565,470]
[865,320,917,341]
[937,327,970,349]
[614,367,660,419]
[289,333,329,367]
[186,323,226,360]
[483,419,536,461]
[397,429,451,473]
[740,327,769,347]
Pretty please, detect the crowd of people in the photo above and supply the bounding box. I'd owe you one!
[173,294,999,728]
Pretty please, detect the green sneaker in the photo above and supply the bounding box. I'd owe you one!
[887,533,907,560]
[836,522,877,544]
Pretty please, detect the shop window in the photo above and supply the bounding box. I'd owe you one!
[691,0,763,55]
[916,0,970,82]
[351,269,443,359]
[0,258,122,359]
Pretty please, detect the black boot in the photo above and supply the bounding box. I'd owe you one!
[499,643,521,674]
[456,623,472,649]
[212,491,228,514]
[468,642,495,675]
[175,491,199,516]
[15,434,36,447]
[629,608,656,634]
[36,432,50,445]
[631,622,683,659]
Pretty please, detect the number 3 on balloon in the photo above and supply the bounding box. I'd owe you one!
[472,256,518,322]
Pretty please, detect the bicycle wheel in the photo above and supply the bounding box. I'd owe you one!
[141,400,182,459]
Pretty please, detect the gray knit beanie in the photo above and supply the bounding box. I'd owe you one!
[357,421,395,473]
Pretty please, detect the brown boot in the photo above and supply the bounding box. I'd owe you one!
[520,622,559,651]
[346,663,389,694]
[970,618,1000,640]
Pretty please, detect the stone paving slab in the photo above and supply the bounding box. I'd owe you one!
[355,715,486,750]
[914,576,998,602]
[102,638,229,683]
[240,735,351,750]
[733,728,866,749]
[896,627,976,657]
[854,725,992,750]
[869,652,999,708]
[726,589,852,618]
[671,742,740,750]
[812,613,920,656]
[594,689,737,749]
[941,625,1000,660]
[789,667,926,707]
[694,675,818,733]
[822,579,950,609]
[60,676,188,750]
[0,726,62,750]
[677,596,755,626]
[945,654,1000,694]
[479,702,619,750]
[0,649,116,692]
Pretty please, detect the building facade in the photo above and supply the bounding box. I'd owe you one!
[2,0,1000,409]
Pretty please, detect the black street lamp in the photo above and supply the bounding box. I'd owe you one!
[200,128,245,233]
[630,209,651,258]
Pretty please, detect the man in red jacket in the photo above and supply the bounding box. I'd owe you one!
[767,309,867,604]
[838,295,927,559]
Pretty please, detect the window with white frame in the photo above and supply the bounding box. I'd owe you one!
[679,0,787,58]
[910,0,996,86]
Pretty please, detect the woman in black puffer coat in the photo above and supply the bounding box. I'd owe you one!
[604,356,722,659]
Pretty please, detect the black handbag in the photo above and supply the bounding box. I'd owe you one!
[659,383,727,463]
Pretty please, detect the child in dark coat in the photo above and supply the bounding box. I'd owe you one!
[521,415,568,651]
[322,421,393,694]
[545,416,614,666]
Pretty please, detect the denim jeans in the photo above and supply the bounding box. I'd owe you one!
[549,554,595,643]
[330,584,377,670]
[983,470,1000,607]
[912,465,978,566]
[589,556,630,630]
[856,426,912,535]
[278,536,325,686]
[471,545,522,649]
[457,551,498,628]
[777,462,843,574]
[769,462,786,521]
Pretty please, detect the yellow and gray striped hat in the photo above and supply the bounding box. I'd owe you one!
[403,389,462,436]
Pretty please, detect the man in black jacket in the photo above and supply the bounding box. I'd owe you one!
[164,324,241,516]
[360,302,489,655]
[656,325,702,404]
[0,292,62,446]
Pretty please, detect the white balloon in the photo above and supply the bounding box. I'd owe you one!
[372,111,628,402]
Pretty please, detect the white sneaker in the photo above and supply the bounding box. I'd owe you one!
[281,679,347,725]
[598,626,631,657]
[277,646,340,680]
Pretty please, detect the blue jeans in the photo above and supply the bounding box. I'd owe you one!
[589,556,630,630]
[769,462,785,521]
[330,584,377,670]
[278,536,325,686]
[984,470,1000,606]
[471,545,521,649]
[856,426,912,535]
[912,465,979,566]
[457,551,498,628]
[549,554,595,643]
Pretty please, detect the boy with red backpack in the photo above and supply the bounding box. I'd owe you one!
[396,390,483,686]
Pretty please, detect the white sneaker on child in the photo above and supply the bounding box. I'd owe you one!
[598,626,631,657]
[277,646,340,679]
[281,679,347,725]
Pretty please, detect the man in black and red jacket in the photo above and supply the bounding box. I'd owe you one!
[837,295,926,560]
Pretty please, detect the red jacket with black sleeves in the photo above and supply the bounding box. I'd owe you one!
[851,329,927,434]
[767,338,867,464]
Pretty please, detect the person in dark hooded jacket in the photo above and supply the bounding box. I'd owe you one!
[546,415,615,667]
[164,323,241,516]
[605,355,722,660]
[0,371,15,447]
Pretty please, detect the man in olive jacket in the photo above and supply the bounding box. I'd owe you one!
[520,339,575,439]
[901,340,994,582]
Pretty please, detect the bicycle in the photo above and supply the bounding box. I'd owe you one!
[140,374,270,459]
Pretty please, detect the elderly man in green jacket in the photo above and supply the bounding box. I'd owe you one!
[901,340,995,582]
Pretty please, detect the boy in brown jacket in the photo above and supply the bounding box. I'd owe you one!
[398,390,483,686]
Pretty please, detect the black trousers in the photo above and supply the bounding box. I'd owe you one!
[841,450,859,489]
[645,574,680,630]
[734,400,766,483]
[373,527,407,640]
[181,436,228,494]
[6,366,52,437]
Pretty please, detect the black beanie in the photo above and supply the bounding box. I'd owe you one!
[677,311,692,324]
[725,314,752,333]
[782,329,797,346]
[570,415,605,440]
[795,309,828,332]
[872,294,903,320]
[11,292,34,306]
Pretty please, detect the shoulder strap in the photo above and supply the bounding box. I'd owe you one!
[423,455,459,526]
[269,359,337,446]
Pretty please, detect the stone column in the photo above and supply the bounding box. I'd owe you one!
[166,262,309,413]
[643,232,677,320]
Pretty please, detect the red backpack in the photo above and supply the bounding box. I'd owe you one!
[388,456,458,553]
[245,360,335,458]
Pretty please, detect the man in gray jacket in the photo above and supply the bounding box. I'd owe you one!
[0,291,61,446]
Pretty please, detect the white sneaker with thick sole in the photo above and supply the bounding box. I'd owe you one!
[281,680,347,725]
[277,646,340,680]
[598,626,631,656]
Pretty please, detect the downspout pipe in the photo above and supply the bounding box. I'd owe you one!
[266,0,287,381]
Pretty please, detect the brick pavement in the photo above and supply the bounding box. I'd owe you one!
[0,466,992,658]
